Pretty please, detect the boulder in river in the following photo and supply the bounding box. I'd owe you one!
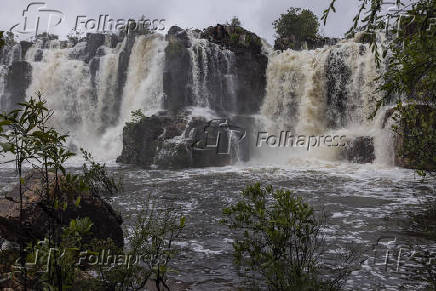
[117,111,250,169]
[340,136,375,164]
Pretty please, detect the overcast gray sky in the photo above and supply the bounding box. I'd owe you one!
[1,0,362,44]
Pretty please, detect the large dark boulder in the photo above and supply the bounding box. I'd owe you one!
[0,173,124,247]
[340,136,375,163]
[117,111,249,168]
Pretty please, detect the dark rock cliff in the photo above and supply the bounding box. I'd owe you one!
[163,25,267,115]
[1,61,32,112]
[274,34,339,51]
[383,105,436,170]
[120,25,267,168]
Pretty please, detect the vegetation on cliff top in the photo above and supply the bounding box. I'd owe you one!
[273,8,320,50]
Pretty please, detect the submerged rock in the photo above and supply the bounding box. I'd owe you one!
[0,172,124,247]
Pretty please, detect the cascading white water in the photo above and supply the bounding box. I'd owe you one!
[261,49,329,135]
[23,33,168,161]
[0,66,7,108]
[98,34,168,160]
[26,48,96,150]
[95,44,122,130]
[258,39,391,165]
[1,29,394,166]
[119,34,167,120]
[187,31,237,110]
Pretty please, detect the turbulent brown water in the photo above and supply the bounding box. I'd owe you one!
[1,162,435,290]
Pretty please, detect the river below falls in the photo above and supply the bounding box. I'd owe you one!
[1,161,435,290]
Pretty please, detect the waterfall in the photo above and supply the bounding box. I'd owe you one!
[0,28,394,166]
[259,39,390,165]
[187,32,237,111]
[20,33,168,160]
[95,45,122,130]
[261,49,329,135]
[119,34,166,120]
[26,48,96,150]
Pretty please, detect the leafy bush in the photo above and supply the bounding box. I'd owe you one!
[230,33,240,45]
[129,109,146,124]
[222,183,357,290]
[81,148,122,197]
[86,196,186,290]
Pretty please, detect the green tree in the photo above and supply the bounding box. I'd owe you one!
[229,16,241,27]
[0,95,50,290]
[273,8,320,50]
[323,0,436,177]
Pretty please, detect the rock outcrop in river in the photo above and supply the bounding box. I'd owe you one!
[117,110,251,168]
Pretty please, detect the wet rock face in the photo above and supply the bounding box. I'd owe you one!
[325,49,352,129]
[0,173,124,247]
[117,111,250,169]
[274,35,339,51]
[163,27,193,113]
[383,106,436,170]
[341,136,375,163]
[163,25,267,115]
[201,25,268,115]
[1,60,32,112]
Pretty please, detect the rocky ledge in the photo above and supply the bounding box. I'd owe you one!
[274,34,339,51]
[163,25,267,115]
[0,172,123,247]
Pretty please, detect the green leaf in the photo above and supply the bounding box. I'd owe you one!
[74,196,81,208]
